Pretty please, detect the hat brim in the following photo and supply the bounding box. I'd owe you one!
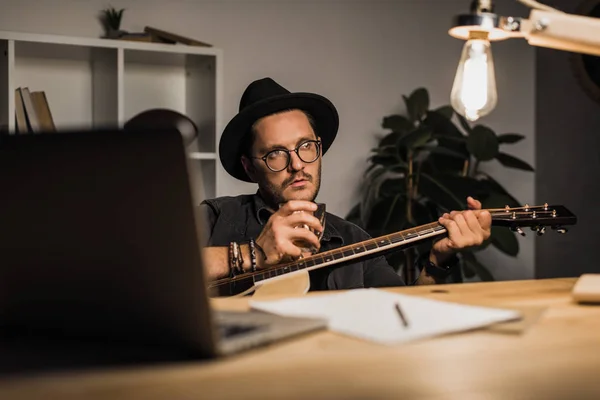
[219,92,339,182]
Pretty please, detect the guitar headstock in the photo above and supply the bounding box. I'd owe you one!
[490,203,577,236]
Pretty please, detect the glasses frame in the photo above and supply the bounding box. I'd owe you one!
[251,139,322,172]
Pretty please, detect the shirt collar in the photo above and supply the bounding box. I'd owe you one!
[251,191,342,243]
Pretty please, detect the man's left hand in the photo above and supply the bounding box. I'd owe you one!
[430,196,492,266]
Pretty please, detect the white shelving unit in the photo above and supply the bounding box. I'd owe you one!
[0,30,224,201]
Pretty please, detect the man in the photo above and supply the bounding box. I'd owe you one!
[199,77,491,290]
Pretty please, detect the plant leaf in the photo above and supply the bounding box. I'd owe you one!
[380,194,406,234]
[379,177,406,198]
[345,203,363,227]
[360,168,404,228]
[456,112,473,134]
[482,192,520,209]
[382,115,413,134]
[378,131,401,148]
[419,172,466,211]
[414,145,468,160]
[424,111,468,172]
[434,105,453,120]
[461,251,495,281]
[497,133,525,144]
[398,126,432,149]
[424,110,463,138]
[495,152,534,171]
[428,174,487,202]
[403,88,429,123]
[476,172,522,206]
[467,125,499,161]
[490,226,519,257]
[364,195,407,236]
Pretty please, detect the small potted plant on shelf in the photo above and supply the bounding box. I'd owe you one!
[99,6,126,39]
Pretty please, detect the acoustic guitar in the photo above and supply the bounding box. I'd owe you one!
[207,204,577,298]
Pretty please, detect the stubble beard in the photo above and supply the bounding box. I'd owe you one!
[258,163,322,209]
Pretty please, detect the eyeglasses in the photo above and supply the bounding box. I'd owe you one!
[251,140,321,172]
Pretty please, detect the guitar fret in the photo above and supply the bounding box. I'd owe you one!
[353,244,366,253]
[404,232,418,240]
[378,237,391,246]
[342,248,354,257]
[364,241,378,251]
[390,234,404,243]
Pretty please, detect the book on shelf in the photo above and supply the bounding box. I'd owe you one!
[143,26,212,47]
[117,32,154,43]
[14,87,55,134]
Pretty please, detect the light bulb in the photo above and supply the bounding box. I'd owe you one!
[450,36,497,122]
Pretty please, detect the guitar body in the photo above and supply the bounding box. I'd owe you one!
[252,272,310,298]
[208,271,311,298]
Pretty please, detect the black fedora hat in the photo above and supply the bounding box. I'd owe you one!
[219,77,339,182]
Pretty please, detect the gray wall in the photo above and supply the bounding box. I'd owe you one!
[0,0,537,281]
[535,0,600,278]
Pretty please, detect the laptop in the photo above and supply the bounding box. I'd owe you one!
[0,128,326,362]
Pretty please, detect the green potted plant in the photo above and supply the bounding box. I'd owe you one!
[100,6,126,39]
[346,87,534,283]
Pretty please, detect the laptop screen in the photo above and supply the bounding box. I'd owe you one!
[0,128,217,357]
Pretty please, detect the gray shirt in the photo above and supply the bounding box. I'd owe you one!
[198,192,406,291]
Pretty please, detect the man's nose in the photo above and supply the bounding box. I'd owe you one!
[288,151,304,172]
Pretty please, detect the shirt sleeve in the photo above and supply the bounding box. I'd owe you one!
[197,202,217,247]
[363,255,406,287]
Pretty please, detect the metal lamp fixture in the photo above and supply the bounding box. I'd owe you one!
[449,0,600,121]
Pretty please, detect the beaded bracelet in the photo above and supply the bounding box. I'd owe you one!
[248,239,258,272]
[233,241,244,274]
[228,241,244,276]
[228,241,237,277]
[254,241,268,261]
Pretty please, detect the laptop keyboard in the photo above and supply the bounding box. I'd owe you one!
[217,322,260,338]
[214,310,267,339]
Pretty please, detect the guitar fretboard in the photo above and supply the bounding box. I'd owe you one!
[253,222,445,282]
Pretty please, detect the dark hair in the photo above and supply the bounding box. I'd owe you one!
[241,109,317,157]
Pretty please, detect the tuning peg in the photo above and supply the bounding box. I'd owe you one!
[552,226,568,234]
[536,226,546,236]
[512,227,526,236]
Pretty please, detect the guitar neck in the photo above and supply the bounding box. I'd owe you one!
[252,222,445,283]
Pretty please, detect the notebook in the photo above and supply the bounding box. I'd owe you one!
[250,288,522,345]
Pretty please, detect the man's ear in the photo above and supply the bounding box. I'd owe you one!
[240,155,258,182]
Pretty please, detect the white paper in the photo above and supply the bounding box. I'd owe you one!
[249,289,521,345]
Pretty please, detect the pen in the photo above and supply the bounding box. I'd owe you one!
[395,302,409,328]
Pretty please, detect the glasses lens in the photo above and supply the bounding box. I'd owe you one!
[265,150,289,171]
[297,141,319,163]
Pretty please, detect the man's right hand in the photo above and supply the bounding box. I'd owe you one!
[255,200,323,266]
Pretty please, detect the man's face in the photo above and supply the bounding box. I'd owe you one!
[242,110,322,207]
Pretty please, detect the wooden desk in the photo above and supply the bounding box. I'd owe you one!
[1,278,600,399]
